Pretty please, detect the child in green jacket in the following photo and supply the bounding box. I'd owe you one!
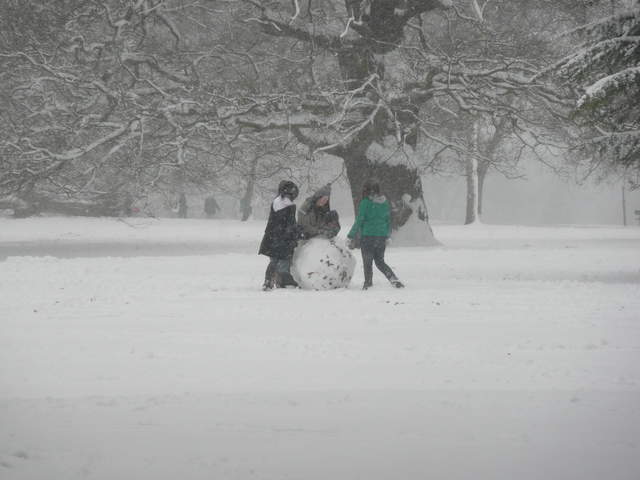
[347,180,404,290]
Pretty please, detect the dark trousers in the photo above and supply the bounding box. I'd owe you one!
[264,257,297,287]
[360,236,396,285]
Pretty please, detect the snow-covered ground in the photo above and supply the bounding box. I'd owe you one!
[1,217,639,480]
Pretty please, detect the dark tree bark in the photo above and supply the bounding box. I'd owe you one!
[240,156,259,222]
[477,161,489,217]
[343,146,430,231]
[329,2,447,243]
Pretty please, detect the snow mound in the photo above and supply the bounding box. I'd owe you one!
[291,237,356,290]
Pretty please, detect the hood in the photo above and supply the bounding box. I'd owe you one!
[301,184,331,213]
[315,183,331,198]
[369,194,387,204]
[272,195,294,212]
[310,184,331,203]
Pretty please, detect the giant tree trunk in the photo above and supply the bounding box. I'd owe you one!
[241,0,450,245]
[335,41,437,245]
[343,143,437,245]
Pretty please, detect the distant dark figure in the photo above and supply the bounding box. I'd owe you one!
[258,180,303,290]
[204,195,220,218]
[177,193,188,218]
[297,184,340,240]
[347,180,404,290]
[121,192,135,217]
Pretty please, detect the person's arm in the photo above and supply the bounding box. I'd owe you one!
[386,201,392,237]
[298,209,322,237]
[323,211,341,238]
[297,198,320,237]
[348,199,367,239]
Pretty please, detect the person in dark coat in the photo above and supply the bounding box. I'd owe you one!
[259,180,302,290]
[177,193,188,218]
[297,184,340,240]
[203,195,220,218]
[347,180,404,290]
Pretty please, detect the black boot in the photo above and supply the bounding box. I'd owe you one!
[390,276,404,288]
[273,272,299,289]
[279,272,300,288]
[262,272,276,290]
[263,262,276,290]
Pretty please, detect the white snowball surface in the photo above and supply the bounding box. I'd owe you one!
[291,237,356,290]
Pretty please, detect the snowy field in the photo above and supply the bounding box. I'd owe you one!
[1,217,639,480]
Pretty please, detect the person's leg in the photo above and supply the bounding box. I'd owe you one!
[272,258,286,288]
[275,257,299,288]
[372,237,404,287]
[371,237,394,279]
[263,257,278,289]
[360,237,374,289]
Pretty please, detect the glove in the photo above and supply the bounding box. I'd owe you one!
[385,237,392,246]
[347,238,356,250]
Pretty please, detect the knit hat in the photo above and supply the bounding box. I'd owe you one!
[316,183,331,198]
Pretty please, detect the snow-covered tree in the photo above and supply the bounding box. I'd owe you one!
[218,0,456,244]
[554,2,640,187]
[0,1,448,235]
[0,1,249,216]
[7,0,632,229]
[391,0,575,224]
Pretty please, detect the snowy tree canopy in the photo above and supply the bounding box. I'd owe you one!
[554,5,640,186]
[0,0,314,214]
[2,0,637,221]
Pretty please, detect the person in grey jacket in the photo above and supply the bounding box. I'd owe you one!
[297,184,340,240]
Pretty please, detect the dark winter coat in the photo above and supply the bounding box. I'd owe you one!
[204,196,220,216]
[298,191,341,239]
[259,196,301,259]
[348,194,391,238]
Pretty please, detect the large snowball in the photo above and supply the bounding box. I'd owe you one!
[292,237,356,290]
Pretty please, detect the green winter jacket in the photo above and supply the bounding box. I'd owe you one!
[348,195,391,238]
